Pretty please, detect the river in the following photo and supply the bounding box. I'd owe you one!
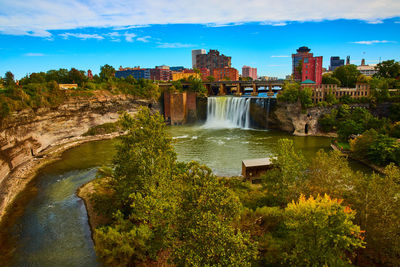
[0,126,369,266]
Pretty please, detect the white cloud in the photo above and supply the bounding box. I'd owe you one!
[24,53,44,56]
[59,33,104,40]
[137,36,151,42]
[113,25,150,31]
[157,42,195,48]
[261,22,287,26]
[205,22,244,27]
[271,55,290,58]
[0,0,399,37]
[124,32,136,42]
[366,20,384,24]
[352,40,395,44]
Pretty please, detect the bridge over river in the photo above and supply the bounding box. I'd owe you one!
[158,80,285,96]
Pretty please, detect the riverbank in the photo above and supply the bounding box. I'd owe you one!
[330,143,385,174]
[0,132,122,226]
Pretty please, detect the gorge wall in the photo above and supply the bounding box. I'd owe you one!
[0,92,157,220]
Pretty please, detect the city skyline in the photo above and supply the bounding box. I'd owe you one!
[1,1,400,79]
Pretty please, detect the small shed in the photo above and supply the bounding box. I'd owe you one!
[242,157,275,181]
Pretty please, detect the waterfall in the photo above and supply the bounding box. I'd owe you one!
[266,98,270,129]
[204,96,251,129]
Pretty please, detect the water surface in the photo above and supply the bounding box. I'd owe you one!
[3,126,368,265]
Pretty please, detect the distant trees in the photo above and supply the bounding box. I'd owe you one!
[277,82,313,108]
[332,64,360,88]
[4,71,15,87]
[99,64,116,81]
[322,73,341,86]
[374,60,400,79]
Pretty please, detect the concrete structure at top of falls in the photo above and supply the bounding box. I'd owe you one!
[204,96,251,129]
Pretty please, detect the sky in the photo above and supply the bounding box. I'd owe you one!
[0,0,400,79]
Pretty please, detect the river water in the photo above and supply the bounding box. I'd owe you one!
[1,126,368,266]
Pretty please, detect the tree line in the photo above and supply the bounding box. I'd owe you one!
[0,65,160,120]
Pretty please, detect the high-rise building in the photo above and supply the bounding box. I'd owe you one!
[242,66,258,80]
[346,56,351,65]
[292,46,312,81]
[196,49,231,72]
[192,49,206,68]
[292,46,323,84]
[302,56,323,85]
[212,67,239,81]
[329,56,344,71]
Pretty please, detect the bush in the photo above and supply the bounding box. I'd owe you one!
[367,134,400,165]
[337,119,364,140]
[83,122,122,136]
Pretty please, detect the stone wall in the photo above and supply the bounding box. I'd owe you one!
[163,92,199,125]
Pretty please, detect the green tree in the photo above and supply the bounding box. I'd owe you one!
[307,150,361,201]
[100,64,116,81]
[349,129,378,156]
[68,68,87,85]
[277,82,300,103]
[4,71,15,87]
[263,139,308,206]
[93,108,180,265]
[325,92,338,104]
[357,74,371,84]
[172,162,258,266]
[187,76,206,94]
[360,164,400,265]
[298,87,313,108]
[284,194,365,266]
[374,59,400,79]
[322,73,341,86]
[337,119,364,140]
[333,65,360,88]
[206,75,215,82]
[367,134,400,165]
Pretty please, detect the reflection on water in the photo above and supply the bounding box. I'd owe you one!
[168,126,332,176]
[7,139,116,267]
[4,126,370,266]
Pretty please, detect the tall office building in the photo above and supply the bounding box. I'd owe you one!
[242,66,258,80]
[292,46,312,81]
[302,56,323,85]
[196,49,231,72]
[346,56,351,65]
[329,56,344,71]
[292,46,323,84]
[192,49,206,68]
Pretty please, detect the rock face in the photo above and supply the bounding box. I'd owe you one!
[269,102,336,136]
[0,93,157,187]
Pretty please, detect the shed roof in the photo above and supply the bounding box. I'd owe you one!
[242,157,274,167]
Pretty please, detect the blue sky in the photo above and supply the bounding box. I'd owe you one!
[0,0,400,79]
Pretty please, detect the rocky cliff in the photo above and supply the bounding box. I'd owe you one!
[269,102,336,136]
[0,91,157,221]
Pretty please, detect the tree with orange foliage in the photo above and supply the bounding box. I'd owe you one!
[284,194,365,266]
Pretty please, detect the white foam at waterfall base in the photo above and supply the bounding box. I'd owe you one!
[203,96,251,129]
